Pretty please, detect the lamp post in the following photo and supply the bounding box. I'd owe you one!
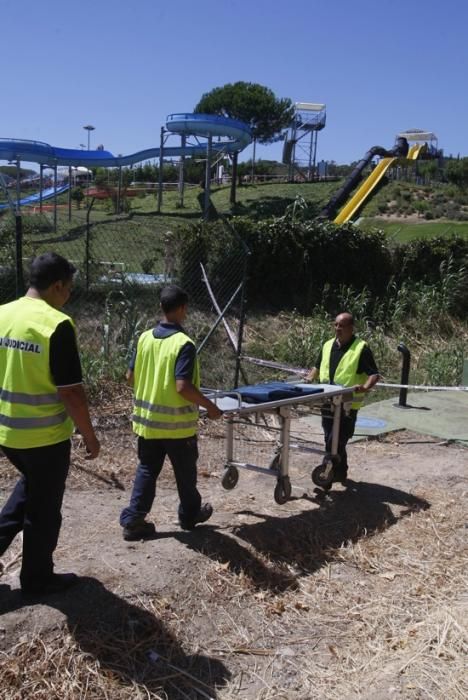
[83,125,95,200]
[83,124,95,150]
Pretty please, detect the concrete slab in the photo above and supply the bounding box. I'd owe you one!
[298,391,468,445]
[358,390,468,443]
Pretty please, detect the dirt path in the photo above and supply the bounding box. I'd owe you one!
[0,427,466,699]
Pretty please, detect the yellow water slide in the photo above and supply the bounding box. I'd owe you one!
[333,143,425,224]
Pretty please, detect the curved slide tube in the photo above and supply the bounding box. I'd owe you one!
[0,184,69,211]
[0,114,251,169]
[333,143,425,224]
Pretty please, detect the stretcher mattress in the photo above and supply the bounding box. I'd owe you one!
[230,381,323,404]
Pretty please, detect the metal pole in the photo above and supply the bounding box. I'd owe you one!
[15,160,20,213]
[85,197,95,292]
[13,161,23,296]
[289,122,296,183]
[15,214,24,298]
[251,138,256,184]
[39,165,43,214]
[157,126,164,213]
[312,130,318,179]
[233,255,250,388]
[307,132,313,181]
[196,281,243,355]
[204,134,212,220]
[117,166,122,214]
[178,133,186,208]
[68,166,72,222]
[395,343,411,408]
[53,165,57,233]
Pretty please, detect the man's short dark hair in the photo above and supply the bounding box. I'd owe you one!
[29,252,76,291]
[160,285,189,313]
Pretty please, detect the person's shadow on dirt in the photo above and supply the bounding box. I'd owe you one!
[173,480,430,593]
[0,576,230,699]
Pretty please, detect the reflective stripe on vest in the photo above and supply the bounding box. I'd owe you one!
[0,296,75,448]
[132,415,199,431]
[0,388,60,406]
[319,337,368,409]
[132,328,200,439]
[133,398,197,415]
[0,411,68,429]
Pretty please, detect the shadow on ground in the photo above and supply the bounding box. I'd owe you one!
[172,481,430,593]
[0,576,230,699]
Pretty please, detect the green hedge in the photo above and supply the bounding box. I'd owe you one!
[393,236,468,284]
[174,216,468,318]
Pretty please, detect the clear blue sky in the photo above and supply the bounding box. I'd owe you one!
[1,0,466,169]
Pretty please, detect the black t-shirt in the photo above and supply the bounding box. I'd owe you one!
[129,322,196,380]
[315,336,378,383]
[49,320,83,387]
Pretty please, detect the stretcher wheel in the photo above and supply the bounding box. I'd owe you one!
[222,466,239,490]
[274,476,291,505]
[312,456,337,490]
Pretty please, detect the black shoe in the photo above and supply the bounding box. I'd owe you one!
[179,503,213,531]
[333,469,348,486]
[21,572,79,599]
[122,520,156,541]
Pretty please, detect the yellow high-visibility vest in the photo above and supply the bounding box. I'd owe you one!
[319,337,368,409]
[132,329,200,439]
[0,296,75,448]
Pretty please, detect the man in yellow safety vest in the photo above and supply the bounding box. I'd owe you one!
[120,285,222,541]
[307,312,379,485]
[0,252,100,597]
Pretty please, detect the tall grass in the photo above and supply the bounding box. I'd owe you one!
[253,271,467,388]
[74,262,467,400]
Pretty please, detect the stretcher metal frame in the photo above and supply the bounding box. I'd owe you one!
[203,384,355,504]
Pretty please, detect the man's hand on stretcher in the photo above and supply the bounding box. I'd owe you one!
[205,403,223,420]
[305,367,318,382]
[176,379,223,420]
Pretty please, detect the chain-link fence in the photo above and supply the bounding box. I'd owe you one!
[0,205,250,391]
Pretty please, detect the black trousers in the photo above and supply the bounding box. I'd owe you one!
[120,435,202,527]
[0,439,71,588]
[321,407,358,477]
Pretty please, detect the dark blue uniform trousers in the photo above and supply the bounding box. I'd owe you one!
[0,439,70,588]
[120,435,202,527]
[321,408,358,478]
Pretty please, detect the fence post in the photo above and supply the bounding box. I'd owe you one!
[15,214,24,298]
[395,342,411,408]
[233,255,249,388]
[85,197,96,292]
[157,126,165,213]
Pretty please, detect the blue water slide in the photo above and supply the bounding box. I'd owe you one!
[0,114,252,169]
[0,183,70,211]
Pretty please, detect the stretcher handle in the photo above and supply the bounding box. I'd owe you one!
[201,388,243,410]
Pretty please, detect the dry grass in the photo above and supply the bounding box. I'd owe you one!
[1,481,466,698]
[0,394,466,698]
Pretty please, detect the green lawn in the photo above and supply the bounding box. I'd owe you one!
[5,181,468,276]
[14,181,339,273]
[360,218,468,242]
[127,180,338,217]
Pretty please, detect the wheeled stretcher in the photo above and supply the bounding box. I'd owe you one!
[203,382,355,504]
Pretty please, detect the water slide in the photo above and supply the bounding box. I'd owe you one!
[333,143,425,224]
[321,138,409,222]
[0,114,251,169]
[0,183,69,211]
